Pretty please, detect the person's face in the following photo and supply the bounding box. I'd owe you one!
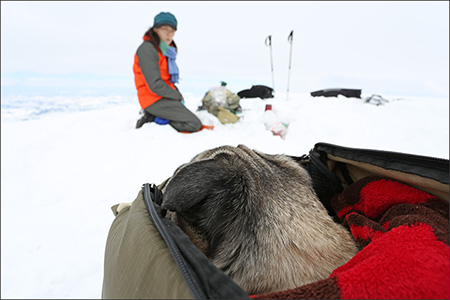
[154,26,176,45]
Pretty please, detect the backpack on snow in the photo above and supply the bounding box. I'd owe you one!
[198,86,241,124]
[237,85,274,99]
[310,88,361,98]
[102,142,449,299]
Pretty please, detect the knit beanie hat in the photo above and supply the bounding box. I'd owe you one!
[153,12,177,30]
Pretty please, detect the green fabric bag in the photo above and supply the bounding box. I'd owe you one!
[102,190,194,299]
[102,184,250,299]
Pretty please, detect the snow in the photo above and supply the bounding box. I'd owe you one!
[1,91,449,298]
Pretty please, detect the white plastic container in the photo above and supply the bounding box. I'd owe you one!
[262,104,288,139]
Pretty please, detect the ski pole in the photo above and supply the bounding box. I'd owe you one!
[286,30,294,100]
[265,35,275,92]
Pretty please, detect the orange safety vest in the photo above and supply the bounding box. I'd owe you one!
[133,37,177,109]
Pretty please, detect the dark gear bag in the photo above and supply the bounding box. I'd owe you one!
[238,85,274,99]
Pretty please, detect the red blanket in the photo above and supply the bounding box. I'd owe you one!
[253,176,449,299]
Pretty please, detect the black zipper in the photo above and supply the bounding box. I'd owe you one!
[313,142,449,184]
[142,183,205,299]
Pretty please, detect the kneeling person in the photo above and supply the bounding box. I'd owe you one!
[134,12,202,132]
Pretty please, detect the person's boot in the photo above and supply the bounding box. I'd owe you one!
[136,111,155,129]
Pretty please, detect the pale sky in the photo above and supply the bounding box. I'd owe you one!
[1,1,449,97]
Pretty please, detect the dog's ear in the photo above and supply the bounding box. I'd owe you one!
[162,158,228,212]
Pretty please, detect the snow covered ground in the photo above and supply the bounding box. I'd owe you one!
[1,91,449,298]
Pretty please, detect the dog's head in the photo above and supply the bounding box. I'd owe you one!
[161,144,358,294]
[162,144,314,209]
[161,144,315,252]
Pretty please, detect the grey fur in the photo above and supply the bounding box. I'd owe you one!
[161,144,359,295]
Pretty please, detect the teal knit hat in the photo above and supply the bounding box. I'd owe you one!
[153,12,177,30]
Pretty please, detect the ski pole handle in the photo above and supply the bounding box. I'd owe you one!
[265,35,272,46]
[287,30,294,99]
[288,30,293,43]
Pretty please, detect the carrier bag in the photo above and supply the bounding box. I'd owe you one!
[102,142,449,299]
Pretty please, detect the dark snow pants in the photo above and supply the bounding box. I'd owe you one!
[145,98,203,133]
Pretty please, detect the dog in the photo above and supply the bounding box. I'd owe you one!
[161,144,359,295]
